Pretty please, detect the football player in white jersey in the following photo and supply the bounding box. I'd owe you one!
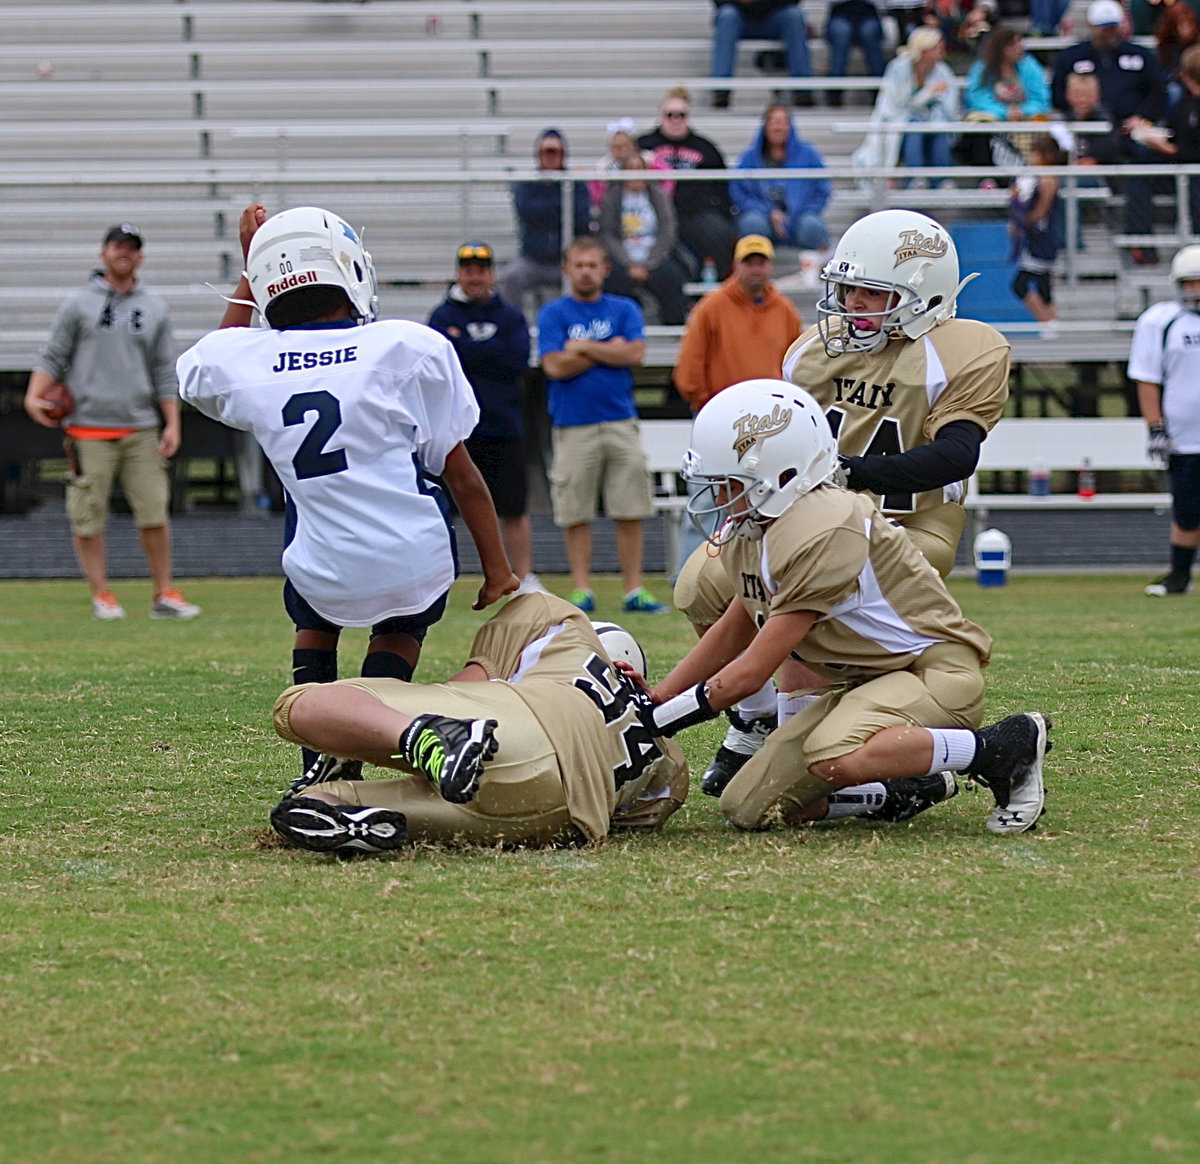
[674,209,1010,796]
[267,593,688,854]
[1129,244,1200,597]
[633,379,1049,836]
[178,204,518,778]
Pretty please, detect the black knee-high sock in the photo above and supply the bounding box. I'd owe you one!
[360,652,414,682]
[1171,543,1197,578]
[292,649,338,772]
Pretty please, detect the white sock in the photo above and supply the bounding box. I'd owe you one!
[925,729,978,776]
[777,692,819,724]
[737,679,778,721]
[824,782,888,819]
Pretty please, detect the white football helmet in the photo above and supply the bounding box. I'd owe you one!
[1171,244,1200,310]
[683,379,838,544]
[245,206,378,324]
[591,620,648,678]
[817,209,976,356]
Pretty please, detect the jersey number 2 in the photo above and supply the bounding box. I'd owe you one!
[282,390,348,480]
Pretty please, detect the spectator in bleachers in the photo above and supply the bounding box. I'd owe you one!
[1154,0,1200,110]
[854,26,960,186]
[596,154,690,325]
[587,119,674,215]
[710,0,815,109]
[960,25,1053,172]
[638,88,737,277]
[497,129,592,319]
[1050,0,1168,263]
[886,0,931,47]
[1008,134,1067,330]
[427,242,543,598]
[1131,44,1200,230]
[824,0,887,108]
[730,103,832,250]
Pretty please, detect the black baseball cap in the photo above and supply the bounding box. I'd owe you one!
[103,223,143,249]
[456,241,494,265]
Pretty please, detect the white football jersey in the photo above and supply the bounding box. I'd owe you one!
[1127,301,1200,454]
[178,320,479,627]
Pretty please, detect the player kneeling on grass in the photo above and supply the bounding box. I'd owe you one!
[269,593,688,854]
[624,378,1050,835]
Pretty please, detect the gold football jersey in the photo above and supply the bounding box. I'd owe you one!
[782,318,1009,516]
[465,593,688,842]
[721,489,992,680]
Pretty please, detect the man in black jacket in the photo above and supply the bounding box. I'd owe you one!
[429,242,542,595]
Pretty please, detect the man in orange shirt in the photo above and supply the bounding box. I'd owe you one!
[671,233,802,571]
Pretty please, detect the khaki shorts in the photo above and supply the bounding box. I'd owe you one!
[549,420,654,528]
[273,677,575,846]
[720,641,986,831]
[673,499,968,631]
[66,429,169,537]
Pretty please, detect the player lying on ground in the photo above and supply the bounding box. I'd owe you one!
[626,378,1050,836]
[269,593,688,854]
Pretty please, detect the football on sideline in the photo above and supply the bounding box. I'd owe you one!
[41,381,74,423]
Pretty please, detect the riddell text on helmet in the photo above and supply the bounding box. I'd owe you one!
[266,270,319,298]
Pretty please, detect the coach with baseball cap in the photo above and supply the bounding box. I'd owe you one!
[428,242,542,594]
[1051,0,1165,125]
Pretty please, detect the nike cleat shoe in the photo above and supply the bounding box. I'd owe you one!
[270,797,407,854]
[967,713,1051,835]
[622,587,670,614]
[866,772,959,823]
[398,714,499,804]
[567,588,596,613]
[92,591,126,620]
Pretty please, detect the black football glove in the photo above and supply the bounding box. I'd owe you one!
[1148,423,1171,467]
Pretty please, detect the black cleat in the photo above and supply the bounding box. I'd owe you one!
[699,710,776,797]
[286,753,364,799]
[270,797,407,854]
[398,715,499,804]
[867,772,959,822]
[1145,572,1192,597]
[967,713,1051,835]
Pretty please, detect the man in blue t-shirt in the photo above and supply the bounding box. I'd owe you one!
[537,237,668,614]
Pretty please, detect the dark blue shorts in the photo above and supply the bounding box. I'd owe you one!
[1168,453,1200,531]
[284,580,449,641]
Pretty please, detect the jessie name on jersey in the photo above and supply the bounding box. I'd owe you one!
[272,345,358,373]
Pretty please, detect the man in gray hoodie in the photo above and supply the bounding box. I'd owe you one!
[24,224,200,621]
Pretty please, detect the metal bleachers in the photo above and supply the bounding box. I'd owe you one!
[0,0,1181,374]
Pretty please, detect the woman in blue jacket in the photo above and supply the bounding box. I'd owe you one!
[730,104,831,251]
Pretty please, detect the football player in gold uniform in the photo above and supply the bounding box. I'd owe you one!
[269,593,688,853]
[675,210,1010,795]
[637,380,1048,835]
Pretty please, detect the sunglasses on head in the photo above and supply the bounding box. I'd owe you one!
[457,245,493,261]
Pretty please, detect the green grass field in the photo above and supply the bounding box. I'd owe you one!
[2,574,1198,1164]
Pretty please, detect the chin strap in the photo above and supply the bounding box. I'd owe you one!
[204,282,258,312]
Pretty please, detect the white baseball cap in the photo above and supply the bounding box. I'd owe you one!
[1087,0,1124,27]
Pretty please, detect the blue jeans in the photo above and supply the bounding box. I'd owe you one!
[712,3,812,78]
[1028,0,1070,33]
[738,209,829,250]
[901,128,952,185]
[825,8,886,78]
